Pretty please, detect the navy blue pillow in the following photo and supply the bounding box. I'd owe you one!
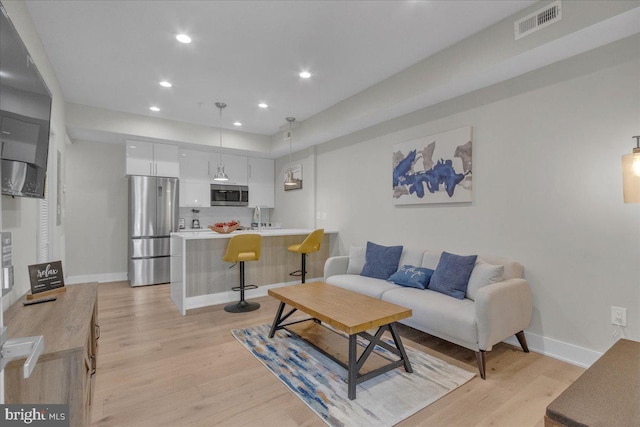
[360,241,403,280]
[428,252,477,299]
[388,265,434,290]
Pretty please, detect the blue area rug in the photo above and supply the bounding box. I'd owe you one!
[232,323,475,426]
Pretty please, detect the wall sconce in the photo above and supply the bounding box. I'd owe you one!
[622,135,640,203]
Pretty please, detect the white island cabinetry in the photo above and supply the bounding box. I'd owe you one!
[170,229,337,315]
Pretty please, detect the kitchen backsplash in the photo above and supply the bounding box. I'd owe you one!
[179,206,271,229]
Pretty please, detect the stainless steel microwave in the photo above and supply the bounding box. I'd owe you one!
[210,184,249,206]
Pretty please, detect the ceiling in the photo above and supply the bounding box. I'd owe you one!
[24,0,538,138]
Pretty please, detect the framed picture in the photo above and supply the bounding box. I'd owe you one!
[284,164,303,191]
[393,126,472,205]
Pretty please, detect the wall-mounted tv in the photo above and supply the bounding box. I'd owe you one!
[0,4,52,199]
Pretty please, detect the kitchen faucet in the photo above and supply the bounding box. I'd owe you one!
[253,206,262,232]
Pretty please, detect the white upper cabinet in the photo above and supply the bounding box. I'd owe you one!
[178,149,210,207]
[126,141,179,177]
[209,153,248,186]
[179,180,210,208]
[248,157,274,208]
[179,149,210,181]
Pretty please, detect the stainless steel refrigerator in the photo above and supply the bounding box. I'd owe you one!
[128,175,179,287]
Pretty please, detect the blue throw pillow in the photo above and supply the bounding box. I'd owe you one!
[388,265,434,290]
[360,241,403,280]
[428,252,477,299]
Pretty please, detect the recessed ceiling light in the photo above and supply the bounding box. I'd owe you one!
[258,103,268,109]
[299,71,312,79]
[159,81,172,88]
[176,34,192,44]
[149,106,160,112]
[233,122,242,127]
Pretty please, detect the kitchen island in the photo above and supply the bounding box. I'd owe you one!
[170,229,338,315]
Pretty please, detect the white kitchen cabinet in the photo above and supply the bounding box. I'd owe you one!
[126,140,179,177]
[248,157,275,208]
[209,153,248,185]
[179,149,210,181]
[179,180,210,208]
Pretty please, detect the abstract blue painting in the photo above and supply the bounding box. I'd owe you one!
[393,126,472,205]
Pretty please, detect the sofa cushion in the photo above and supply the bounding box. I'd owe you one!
[466,262,504,301]
[326,274,400,299]
[346,246,365,274]
[360,241,403,280]
[399,248,424,269]
[478,255,523,280]
[388,265,434,290]
[421,250,442,270]
[429,252,477,299]
[382,287,478,345]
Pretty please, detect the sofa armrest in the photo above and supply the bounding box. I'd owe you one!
[324,256,350,281]
[475,278,532,351]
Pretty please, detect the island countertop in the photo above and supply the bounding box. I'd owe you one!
[172,228,338,240]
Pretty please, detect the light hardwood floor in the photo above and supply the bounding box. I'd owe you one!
[91,281,583,427]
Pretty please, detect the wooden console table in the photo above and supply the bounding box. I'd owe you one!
[545,338,639,426]
[4,283,99,427]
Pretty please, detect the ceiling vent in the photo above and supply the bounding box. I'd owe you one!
[515,1,562,40]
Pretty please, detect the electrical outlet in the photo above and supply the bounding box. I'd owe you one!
[611,306,627,327]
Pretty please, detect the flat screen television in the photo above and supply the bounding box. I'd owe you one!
[0,5,52,199]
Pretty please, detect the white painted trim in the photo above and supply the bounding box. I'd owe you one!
[503,331,603,368]
[65,272,128,284]
[184,277,323,313]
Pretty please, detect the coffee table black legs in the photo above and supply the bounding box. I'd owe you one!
[268,301,308,338]
[348,335,358,400]
[268,302,286,338]
[345,323,413,400]
[268,302,413,400]
[389,322,413,373]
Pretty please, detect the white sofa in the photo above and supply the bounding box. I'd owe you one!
[323,247,533,378]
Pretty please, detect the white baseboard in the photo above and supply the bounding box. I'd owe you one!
[65,272,128,285]
[185,277,322,311]
[503,331,603,368]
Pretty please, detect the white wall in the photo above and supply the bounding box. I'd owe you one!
[1,1,68,310]
[273,147,316,228]
[64,140,127,282]
[275,36,640,361]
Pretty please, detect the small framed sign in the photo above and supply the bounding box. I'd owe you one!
[28,260,66,299]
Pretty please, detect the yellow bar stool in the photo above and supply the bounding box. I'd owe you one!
[287,229,324,284]
[223,234,262,313]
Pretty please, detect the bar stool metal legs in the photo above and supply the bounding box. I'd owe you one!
[289,253,308,283]
[223,233,262,313]
[225,261,260,313]
[287,229,324,285]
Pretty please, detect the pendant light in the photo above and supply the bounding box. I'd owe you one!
[622,135,640,203]
[213,102,229,182]
[284,117,297,187]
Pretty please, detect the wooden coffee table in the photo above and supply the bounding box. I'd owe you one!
[268,282,413,400]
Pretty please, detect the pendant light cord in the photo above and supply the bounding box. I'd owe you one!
[286,117,295,176]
